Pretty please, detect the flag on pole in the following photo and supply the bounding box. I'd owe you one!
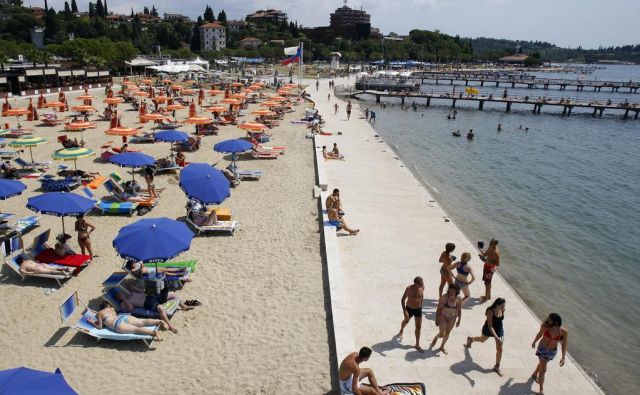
[282,46,301,65]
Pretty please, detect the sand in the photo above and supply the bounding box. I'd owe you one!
[0,83,332,393]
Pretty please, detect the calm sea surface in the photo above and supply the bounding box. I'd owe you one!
[363,65,640,395]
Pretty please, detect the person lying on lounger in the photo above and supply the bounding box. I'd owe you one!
[189,208,219,226]
[88,302,165,341]
[17,255,72,276]
[1,161,19,178]
[125,260,188,279]
[112,287,193,334]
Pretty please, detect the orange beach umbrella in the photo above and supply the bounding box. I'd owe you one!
[106,127,140,136]
[238,122,268,131]
[185,116,212,125]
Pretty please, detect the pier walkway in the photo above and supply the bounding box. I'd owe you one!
[313,78,604,395]
[349,89,640,119]
[408,71,640,93]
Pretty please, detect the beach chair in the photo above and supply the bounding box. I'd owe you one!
[130,131,156,144]
[154,159,180,173]
[14,157,51,171]
[185,213,238,236]
[5,252,70,286]
[81,187,138,216]
[10,215,41,234]
[40,176,81,192]
[247,136,286,153]
[59,291,158,347]
[250,148,280,159]
[0,149,20,158]
[103,180,158,208]
[235,169,263,180]
[0,212,16,221]
[102,284,179,319]
[27,229,91,268]
[177,137,201,152]
[2,129,34,138]
[27,229,53,258]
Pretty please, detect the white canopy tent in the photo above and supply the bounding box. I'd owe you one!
[189,56,210,70]
[148,63,206,74]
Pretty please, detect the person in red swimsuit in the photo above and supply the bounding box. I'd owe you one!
[531,313,568,395]
[480,239,500,303]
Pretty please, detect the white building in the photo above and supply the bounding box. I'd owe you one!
[199,22,226,51]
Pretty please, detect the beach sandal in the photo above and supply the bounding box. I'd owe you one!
[465,336,472,348]
[186,299,202,306]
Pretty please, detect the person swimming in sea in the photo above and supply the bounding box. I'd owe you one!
[467,129,475,140]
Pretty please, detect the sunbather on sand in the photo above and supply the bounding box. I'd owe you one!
[54,234,74,257]
[17,256,71,276]
[189,208,219,226]
[125,260,188,279]
[113,287,193,334]
[328,207,359,235]
[89,302,164,341]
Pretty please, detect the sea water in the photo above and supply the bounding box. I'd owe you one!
[362,64,640,395]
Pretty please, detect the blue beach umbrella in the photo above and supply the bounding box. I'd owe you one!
[113,217,194,263]
[213,139,253,167]
[0,179,27,200]
[0,367,77,394]
[154,130,189,157]
[26,192,94,234]
[179,163,230,205]
[110,152,155,180]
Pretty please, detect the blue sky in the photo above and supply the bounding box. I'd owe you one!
[28,0,640,49]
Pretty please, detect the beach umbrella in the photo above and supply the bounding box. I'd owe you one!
[208,89,224,96]
[222,98,241,105]
[0,179,27,200]
[110,152,155,180]
[252,110,276,116]
[105,126,140,136]
[9,136,47,162]
[65,121,97,142]
[185,116,212,125]
[3,107,30,127]
[27,192,94,234]
[179,163,230,205]
[133,91,149,98]
[155,130,188,156]
[113,217,194,263]
[238,122,268,132]
[103,97,124,105]
[71,105,95,113]
[166,104,186,111]
[0,367,78,394]
[214,139,253,168]
[52,147,96,171]
[140,113,165,122]
[207,106,226,113]
[43,101,66,111]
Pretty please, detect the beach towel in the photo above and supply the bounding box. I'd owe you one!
[362,382,426,395]
[144,260,197,273]
[35,249,90,267]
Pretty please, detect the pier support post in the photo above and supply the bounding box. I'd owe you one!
[426,98,431,107]
[592,108,597,117]
[534,104,538,113]
[480,81,484,87]
[599,108,604,117]
[495,82,499,87]
[506,102,511,112]
[401,96,405,105]
[624,109,629,119]
[450,79,453,85]
[451,99,457,108]
[635,111,639,119]
[479,100,484,110]
[562,106,567,115]
[436,79,438,85]
[512,82,515,88]
[376,95,380,103]
[465,80,469,86]
[567,106,572,116]
[537,105,542,114]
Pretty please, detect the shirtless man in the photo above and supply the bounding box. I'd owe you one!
[397,277,425,352]
[17,256,72,277]
[334,103,339,115]
[338,347,388,395]
[326,188,344,215]
[328,207,359,235]
[114,287,192,334]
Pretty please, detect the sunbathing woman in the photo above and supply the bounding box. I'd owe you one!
[190,208,219,227]
[531,313,568,395]
[430,284,462,354]
[54,234,74,257]
[126,260,188,279]
[17,256,72,276]
[88,302,164,341]
[438,243,456,296]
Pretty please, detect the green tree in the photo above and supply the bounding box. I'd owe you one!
[217,10,226,24]
[143,6,149,15]
[64,1,71,17]
[44,7,63,42]
[96,0,104,19]
[71,0,78,13]
[151,5,158,17]
[203,5,214,22]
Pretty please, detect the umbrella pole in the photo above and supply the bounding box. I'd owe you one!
[29,147,34,162]
[74,160,78,171]
[61,217,65,235]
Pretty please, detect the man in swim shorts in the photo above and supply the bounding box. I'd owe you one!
[397,277,425,352]
[338,347,388,395]
[480,239,500,303]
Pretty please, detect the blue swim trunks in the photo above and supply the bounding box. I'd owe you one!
[328,220,343,230]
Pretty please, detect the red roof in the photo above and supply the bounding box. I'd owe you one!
[200,22,225,29]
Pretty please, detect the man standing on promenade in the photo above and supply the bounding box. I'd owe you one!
[397,277,425,352]
[334,103,340,115]
[369,110,376,124]
[339,347,389,395]
[346,101,353,120]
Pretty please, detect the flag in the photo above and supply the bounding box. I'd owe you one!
[284,46,299,56]
[282,47,301,65]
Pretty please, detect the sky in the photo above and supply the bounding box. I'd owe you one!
[27,0,640,49]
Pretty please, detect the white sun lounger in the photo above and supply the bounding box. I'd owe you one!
[59,291,158,347]
[5,252,70,287]
[185,216,238,236]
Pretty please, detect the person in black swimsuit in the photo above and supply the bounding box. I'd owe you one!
[74,214,95,259]
[466,298,506,376]
[397,277,425,352]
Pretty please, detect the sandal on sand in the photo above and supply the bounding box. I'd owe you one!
[185,300,202,306]
[465,336,472,348]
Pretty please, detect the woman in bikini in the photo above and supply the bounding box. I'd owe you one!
[74,214,95,259]
[466,297,506,376]
[17,256,72,276]
[531,313,568,395]
[88,302,165,341]
[438,243,456,296]
[480,239,500,303]
[448,252,475,306]
[431,284,462,354]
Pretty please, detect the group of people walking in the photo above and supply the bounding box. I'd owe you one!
[340,240,568,395]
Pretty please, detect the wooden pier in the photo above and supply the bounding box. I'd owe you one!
[349,90,640,119]
[408,71,640,93]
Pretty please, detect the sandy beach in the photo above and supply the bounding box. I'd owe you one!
[0,83,333,393]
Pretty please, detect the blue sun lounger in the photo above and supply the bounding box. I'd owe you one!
[14,157,51,171]
[5,252,70,286]
[11,215,41,234]
[102,284,179,319]
[82,188,138,216]
[59,290,158,347]
[40,176,81,192]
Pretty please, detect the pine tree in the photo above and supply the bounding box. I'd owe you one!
[96,0,104,19]
[88,2,95,18]
[151,5,158,17]
[44,0,48,11]
[203,5,214,23]
[217,10,227,23]
[71,0,78,13]
[64,1,71,16]
[104,0,107,15]
[143,7,149,15]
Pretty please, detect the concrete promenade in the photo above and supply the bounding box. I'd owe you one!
[311,78,603,395]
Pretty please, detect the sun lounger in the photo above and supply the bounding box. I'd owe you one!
[81,187,138,215]
[130,131,156,144]
[10,215,41,234]
[5,252,70,286]
[59,291,158,347]
[87,176,106,189]
[103,180,158,208]
[235,169,263,180]
[251,149,280,159]
[154,160,180,173]
[120,261,193,282]
[185,215,238,236]
[27,229,91,268]
[2,129,34,138]
[40,176,81,192]
[0,149,19,158]
[14,157,51,171]
[102,284,179,319]
[0,213,15,221]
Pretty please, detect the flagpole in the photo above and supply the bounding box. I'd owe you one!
[298,41,303,93]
